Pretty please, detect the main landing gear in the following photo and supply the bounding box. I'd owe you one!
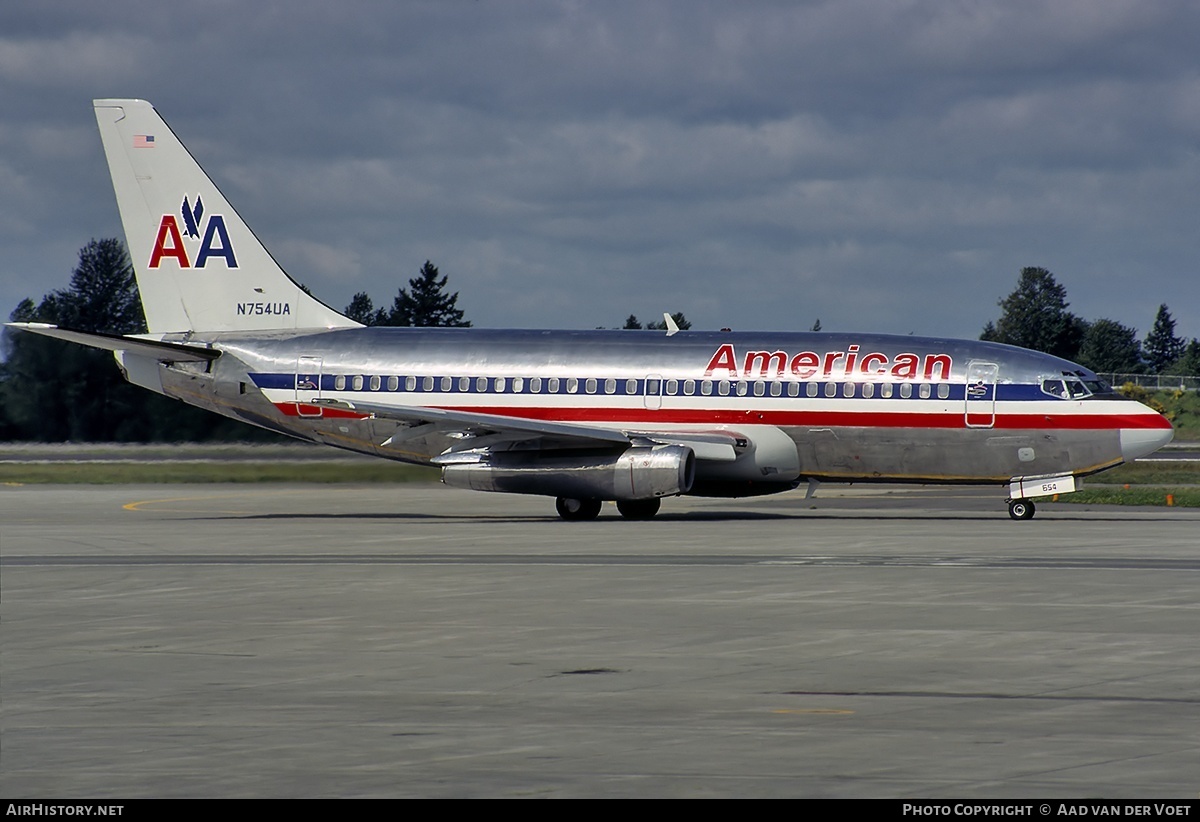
[555,497,602,521]
[1007,498,1036,520]
[615,498,661,520]
[554,497,663,521]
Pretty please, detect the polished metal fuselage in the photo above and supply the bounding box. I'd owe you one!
[153,327,1170,493]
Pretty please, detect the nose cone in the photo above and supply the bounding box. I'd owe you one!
[1120,418,1174,462]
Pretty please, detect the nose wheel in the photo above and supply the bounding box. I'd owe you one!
[1007,499,1036,520]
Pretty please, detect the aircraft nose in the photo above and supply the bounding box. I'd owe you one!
[1120,425,1174,462]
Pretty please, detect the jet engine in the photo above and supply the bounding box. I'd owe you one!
[441,444,695,500]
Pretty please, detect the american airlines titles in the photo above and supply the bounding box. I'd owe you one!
[704,343,953,381]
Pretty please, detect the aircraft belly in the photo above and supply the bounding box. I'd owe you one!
[785,426,1123,482]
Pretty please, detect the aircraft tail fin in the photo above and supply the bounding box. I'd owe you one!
[92,99,359,335]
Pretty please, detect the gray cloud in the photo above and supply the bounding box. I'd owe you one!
[2,0,1197,342]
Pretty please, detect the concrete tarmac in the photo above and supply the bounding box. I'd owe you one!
[2,483,1199,798]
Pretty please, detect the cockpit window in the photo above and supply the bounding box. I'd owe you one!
[1066,380,1089,398]
[1041,379,1068,399]
[1041,376,1096,399]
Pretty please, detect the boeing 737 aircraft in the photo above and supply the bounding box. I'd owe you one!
[8,99,1175,520]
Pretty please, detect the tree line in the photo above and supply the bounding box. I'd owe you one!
[980,266,1199,376]
[1,244,1195,442]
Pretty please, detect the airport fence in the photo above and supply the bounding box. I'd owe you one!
[1098,373,1199,391]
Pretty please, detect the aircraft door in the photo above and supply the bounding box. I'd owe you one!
[295,355,323,417]
[644,374,663,410]
[965,360,998,428]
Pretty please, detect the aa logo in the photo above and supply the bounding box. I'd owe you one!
[148,195,238,269]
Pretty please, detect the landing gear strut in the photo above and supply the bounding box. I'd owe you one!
[1007,498,1036,520]
[616,498,661,520]
[555,497,602,521]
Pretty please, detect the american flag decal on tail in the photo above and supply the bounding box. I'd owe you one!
[133,134,155,148]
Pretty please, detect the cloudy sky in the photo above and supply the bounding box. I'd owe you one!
[2,0,1197,342]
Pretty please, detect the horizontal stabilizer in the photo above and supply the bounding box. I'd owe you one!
[5,323,220,362]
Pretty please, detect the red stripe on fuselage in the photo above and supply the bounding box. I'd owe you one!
[272,402,1170,430]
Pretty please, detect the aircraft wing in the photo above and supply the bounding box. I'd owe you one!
[5,323,219,362]
[312,398,740,462]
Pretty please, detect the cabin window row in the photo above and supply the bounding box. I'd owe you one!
[319,374,954,400]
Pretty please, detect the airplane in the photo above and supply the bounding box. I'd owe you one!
[7,99,1175,521]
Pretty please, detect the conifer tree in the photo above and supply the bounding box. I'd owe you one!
[388,261,470,327]
[1143,304,1184,373]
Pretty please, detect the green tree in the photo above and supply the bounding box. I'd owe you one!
[1165,339,1200,377]
[1,240,147,441]
[980,267,1086,359]
[622,314,643,330]
[1,239,286,442]
[1143,304,1184,373]
[388,261,470,327]
[52,238,145,334]
[1076,318,1142,374]
[343,291,388,326]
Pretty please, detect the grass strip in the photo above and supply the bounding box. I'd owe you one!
[0,462,440,485]
[1050,487,1200,508]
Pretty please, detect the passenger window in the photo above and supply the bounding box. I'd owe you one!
[843,383,856,398]
[605,379,616,394]
[423,376,434,392]
[387,376,398,391]
[881,383,893,398]
[684,379,695,396]
[736,381,748,397]
[405,376,416,391]
[625,379,638,395]
[719,380,730,396]
[494,377,506,393]
[806,382,818,398]
[900,383,912,399]
[440,377,451,392]
[770,382,782,397]
[863,383,874,399]
[459,377,470,392]
[701,380,713,396]
[824,382,836,397]
[335,375,346,391]
[567,377,578,394]
[666,379,678,395]
[370,375,381,391]
[754,382,765,397]
[548,378,559,393]
[919,383,931,399]
[937,383,949,399]
[513,377,525,393]
[477,377,487,392]
[585,378,597,394]
[353,375,364,391]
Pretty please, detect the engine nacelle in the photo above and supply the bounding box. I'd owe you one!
[441,445,695,500]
